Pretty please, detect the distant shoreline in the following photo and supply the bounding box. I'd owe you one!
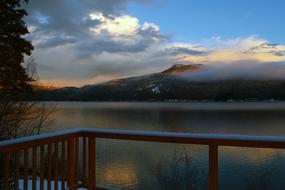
[41,101,285,112]
[32,99,283,103]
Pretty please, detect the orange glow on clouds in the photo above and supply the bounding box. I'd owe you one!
[37,36,285,87]
[40,75,118,88]
[174,36,285,64]
[177,50,285,63]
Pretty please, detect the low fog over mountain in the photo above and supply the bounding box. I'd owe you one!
[32,62,285,101]
[179,61,285,81]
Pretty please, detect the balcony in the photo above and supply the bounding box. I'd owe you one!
[1,128,285,190]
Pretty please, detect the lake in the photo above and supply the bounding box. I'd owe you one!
[46,102,285,190]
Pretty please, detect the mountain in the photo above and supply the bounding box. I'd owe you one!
[33,64,285,101]
[161,64,203,74]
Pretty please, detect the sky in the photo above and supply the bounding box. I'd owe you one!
[128,0,285,43]
[23,0,285,87]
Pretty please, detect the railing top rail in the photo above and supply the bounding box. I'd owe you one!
[1,128,285,152]
[0,128,81,152]
[80,128,285,148]
[80,128,285,142]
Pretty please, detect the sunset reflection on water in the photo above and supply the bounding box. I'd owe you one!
[47,102,285,189]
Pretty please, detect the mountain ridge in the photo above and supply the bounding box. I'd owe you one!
[33,64,285,102]
[161,63,203,75]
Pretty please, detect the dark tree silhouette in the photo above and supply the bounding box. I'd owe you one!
[0,0,34,98]
[0,0,55,140]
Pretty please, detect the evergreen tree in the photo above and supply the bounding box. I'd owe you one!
[0,0,34,98]
[0,0,54,141]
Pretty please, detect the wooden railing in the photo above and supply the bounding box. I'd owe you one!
[1,128,285,190]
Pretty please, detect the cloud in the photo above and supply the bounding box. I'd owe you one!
[25,0,151,29]
[25,0,167,53]
[246,42,285,57]
[74,14,167,56]
[175,36,285,63]
[24,1,285,87]
[23,0,171,87]
[89,13,140,36]
[33,35,285,87]
[40,75,117,88]
[24,0,164,54]
[162,43,208,56]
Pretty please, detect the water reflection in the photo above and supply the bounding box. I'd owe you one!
[46,102,285,189]
[49,102,285,136]
[219,147,285,190]
[99,162,138,188]
[96,139,208,190]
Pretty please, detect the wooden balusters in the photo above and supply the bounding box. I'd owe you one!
[83,137,87,181]
[0,132,94,190]
[75,137,79,184]
[32,147,37,190]
[14,151,19,190]
[209,144,218,190]
[40,145,45,190]
[67,137,76,190]
[0,129,256,190]
[47,144,52,190]
[23,149,29,190]
[61,141,66,190]
[3,153,9,190]
[88,137,96,190]
[54,142,59,190]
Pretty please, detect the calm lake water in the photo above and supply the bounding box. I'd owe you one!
[47,102,285,190]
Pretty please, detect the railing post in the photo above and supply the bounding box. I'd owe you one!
[61,141,66,190]
[32,147,37,190]
[24,149,29,190]
[14,151,19,190]
[209,144,218,190]
[68,137,76,190]
[3,153,9,190]
[47,144,52,190]
[88,137,96,190]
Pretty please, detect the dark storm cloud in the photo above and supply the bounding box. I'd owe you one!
[36,35,77,49]
[25,0,151,30]
[77,39,151,56]
[163,46,208,56]
[85,55,175,78]
[75,26,169,57]
[25,0,164,54]
[23,0,172,83]
[246,42,285,57]
[273,51,285,57]
[247,43,278,51]
[81,0,151,16]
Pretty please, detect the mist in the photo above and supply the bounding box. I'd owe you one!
[179,61,285,81]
